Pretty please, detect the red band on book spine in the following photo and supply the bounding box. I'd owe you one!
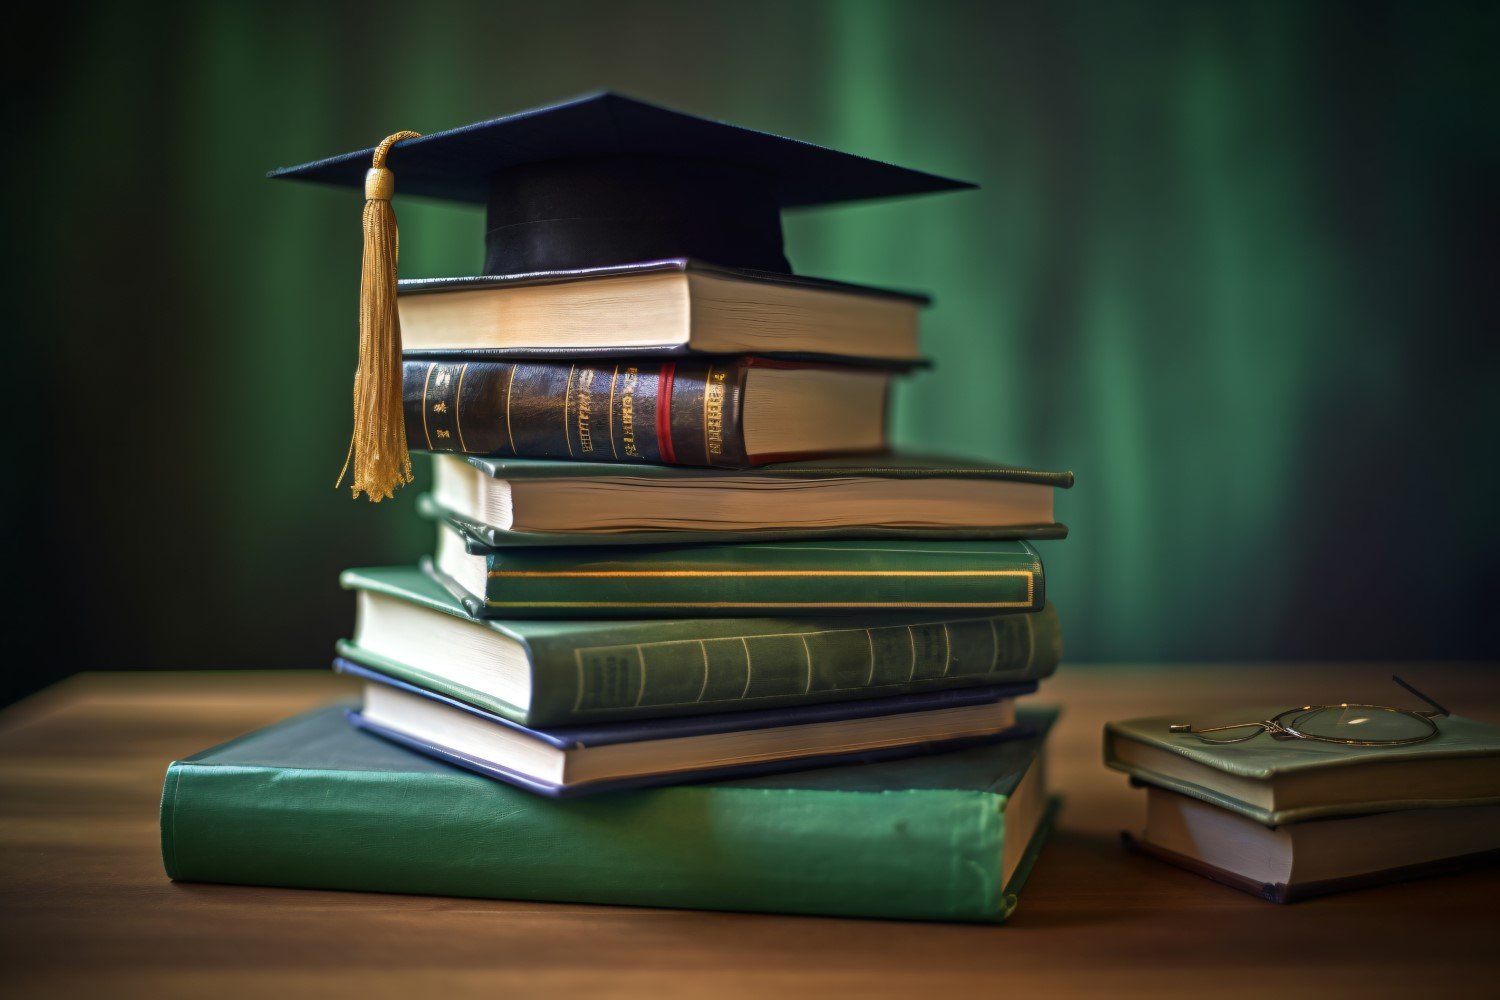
[656,361,677,464]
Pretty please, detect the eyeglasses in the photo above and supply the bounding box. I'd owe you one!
[1169,675,1450,747]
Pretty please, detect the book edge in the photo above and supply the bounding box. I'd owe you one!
[997,794,1062,922]
[397,258,932,305]
[1123,831,1500,903]
[422,494,1071,547]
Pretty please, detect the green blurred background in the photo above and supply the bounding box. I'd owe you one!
[7,0,1497,706]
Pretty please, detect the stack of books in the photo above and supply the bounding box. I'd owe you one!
[1106,699,1500,901]
[160,94,1076,922]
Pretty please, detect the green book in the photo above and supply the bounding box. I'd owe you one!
[341,566,1062,728]
[1105,711,1500,825]
[429,519,1045,618]
[427,451,1073,547]
[161,705,1059,922]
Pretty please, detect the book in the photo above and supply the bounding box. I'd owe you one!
[1105,711,1500,825]
[340,566,1062,728]
[408,356,893,469]
[429,522,1045,618]
[340,659,1033,796]
[429,452,1073,542]
[1126,785,1500,903]
[395,259,927,362]
[161,704,1057,922]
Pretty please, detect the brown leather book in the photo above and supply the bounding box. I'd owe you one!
[406,355,892,469]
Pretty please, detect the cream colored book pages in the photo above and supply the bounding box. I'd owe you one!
[400,270,691,351]
[687,271,920,360]
[507,477,1053,532]
[741,366,889,458]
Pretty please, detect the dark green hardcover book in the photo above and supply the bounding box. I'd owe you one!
[428,452,1073,546]
[429,520,1045,618]
[161,705,1059,922]
[341,566,1062,727]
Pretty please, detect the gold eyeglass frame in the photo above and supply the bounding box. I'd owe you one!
[1168,675,1450,747]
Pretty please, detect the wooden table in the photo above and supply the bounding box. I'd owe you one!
[2,666,1497,997]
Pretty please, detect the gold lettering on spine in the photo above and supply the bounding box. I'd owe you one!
[576,367,597,454]
[619,366,641,457]
[703,366,728,459]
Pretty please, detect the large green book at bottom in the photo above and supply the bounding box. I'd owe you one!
[161,705,1058,922]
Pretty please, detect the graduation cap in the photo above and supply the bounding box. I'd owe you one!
[270,91,973,501]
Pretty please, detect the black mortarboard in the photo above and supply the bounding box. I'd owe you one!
[271,91,972,278]
[270,92,973,500]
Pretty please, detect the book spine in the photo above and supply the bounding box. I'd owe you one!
[406,358,753,468]
[471,543,1044,617]
[161,762,1005,920]
[523,603,1061,726]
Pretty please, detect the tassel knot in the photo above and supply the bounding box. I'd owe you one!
[337,130,422,501]
[364,168,395,201]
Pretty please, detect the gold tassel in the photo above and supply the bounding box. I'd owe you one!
[337,130,423,501]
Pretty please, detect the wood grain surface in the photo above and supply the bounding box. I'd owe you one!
[2,665,1497,998]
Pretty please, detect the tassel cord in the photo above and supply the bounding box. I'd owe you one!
[337,130,422,501]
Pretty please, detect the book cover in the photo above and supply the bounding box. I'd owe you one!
[161,705,1058,922]
[341,566,1063,727]
[429,531,1045,618]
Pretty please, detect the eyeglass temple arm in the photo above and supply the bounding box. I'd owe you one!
[1392,674,1450,717]
[1168,721,1269,735]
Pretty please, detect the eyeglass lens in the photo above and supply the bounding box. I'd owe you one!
[1284,706,1434,742]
